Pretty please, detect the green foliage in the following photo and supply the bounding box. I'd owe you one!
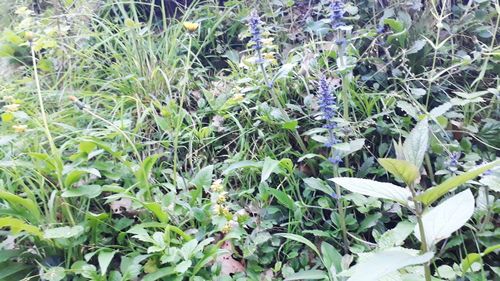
[0,0,498,280]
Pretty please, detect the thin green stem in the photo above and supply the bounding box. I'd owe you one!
[333,165,349,253]
[408,183,431,281]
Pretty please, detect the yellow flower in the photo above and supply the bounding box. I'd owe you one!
[231,93,245,103]
[12,125,27,133]
[183,22,199,33]
[217,192,228,204]
[3,104,20,112]
[210,179,224,192]
[262,37,274,46]
[221,223,232,234]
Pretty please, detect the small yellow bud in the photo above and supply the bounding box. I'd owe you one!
[12,124,27,133]
[183,22,199,33]
[3,104,20,112]
[210,179,224,192]
[221,223,232,234]
[217,192,228,204]
[25,31,34,42]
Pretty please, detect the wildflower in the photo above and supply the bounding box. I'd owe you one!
[217,192,228,204]
[448,152,461,167]
[183,22,199,33]
[3,104,20,112]
[262,52,277,64]
[330,0,345,29]
[12,124,27,133]
[210,179,224,192]
[317,76,339,147]
[328,155,343,165]
[261,37,274,46]
[221,222,232,234]
[247,11,263,51]
[213,204,228,216]
[231,93,245,103]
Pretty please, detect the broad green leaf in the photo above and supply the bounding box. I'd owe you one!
[376,221,415,249]
[378,158,420,185]
[402,118,428,168]
[321,242,342,275]
[416,160,499,205]
[303,177,334,195]
[175,260,192,274]
[142,267,175,281]
[0,217,42,237]
[41,267,66,281]
[267,187,295,210]
[191,165,214,188]
[330,178,411,205]
[62,185,102,199]
[414,189,474,247]
[44,225,84,239]
[0,262,32,280]
[98,250,116,276]
[275,233,320,257]
[461,244,500,272]
[346,250,433,281]
[135,155,159,189]
[285,270,328,280]
[143,202,168,223]
[0,191,41,222]
[333,139,365,155]
[261,157,281,182]
[222,160,262,175]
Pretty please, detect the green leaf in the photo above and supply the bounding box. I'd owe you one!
[62,185,102,199]
[0,262,32,280]
[190,165,214,188]
[267,187,295,210]
[41,267,66,281]
[321,242,342,275]
[378,158,420,185]
[416,159,499,205]
[330,177,411,205]
[275,233,320,257]
[402,118,428,168]
[346,250,433,281]
[44,225,84,239]
[143,202,168,223]
[98,250,116,276]
[142,267,175,281]
[303,177,334,195]
[174,260,192,274]
[461,244,500,273]
[376,221,415,249]
[282,120,298,130]
[0,191,41,222]
[135,155,159,189]
[284,270,328,280]
[222,160,262,175]
[261,157,281,183]
[414,189,474,247]
[0,217,42,237]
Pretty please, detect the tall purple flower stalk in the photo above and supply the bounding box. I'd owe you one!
[248,11,263,51]
[330,0,345,29]
[318,76,341,164]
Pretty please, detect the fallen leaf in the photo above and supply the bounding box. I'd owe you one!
[110,198,132,214]
[216,241,245,276]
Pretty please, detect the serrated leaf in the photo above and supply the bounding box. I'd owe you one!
[416,160,499,205]
[414,189,474,247]
[330,178,411,205]
[378,158,420,185]
[429,102,452,118]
